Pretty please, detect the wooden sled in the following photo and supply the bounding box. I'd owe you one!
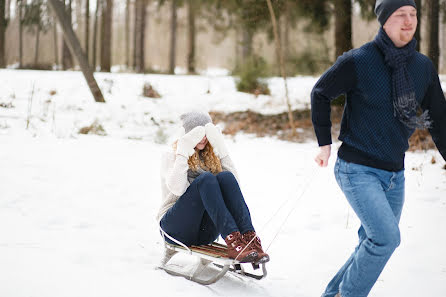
[158,241,267,285]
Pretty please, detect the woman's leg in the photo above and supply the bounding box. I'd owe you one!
[160,176,209,246]
[216,171,255,234]
[323,158,405,297]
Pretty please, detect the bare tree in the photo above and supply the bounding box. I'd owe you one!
[85,0,90,61]
[187,0,196,73]
[266,0,295,134]
[125,0,130,67]
[48,0,105,102]
[0,0,5,68]
[414,0,421,51]
[134,0,146,73]
[52,10,58,66]
[17,0,23,68]
[92,0,99,69]
[62,0,73,69]
[100,0,112,71]
[334,0,352,59]
[426,0,439,70]
[169,0,177,74]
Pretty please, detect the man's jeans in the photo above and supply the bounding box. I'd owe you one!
[323,157,405,297]
[160,171,254,246]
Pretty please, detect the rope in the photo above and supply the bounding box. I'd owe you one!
[262,166,319,253]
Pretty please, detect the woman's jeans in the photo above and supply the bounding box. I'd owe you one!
[160,171,254,246]
[323,157,405,297]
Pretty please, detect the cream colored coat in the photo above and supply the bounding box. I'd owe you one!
[157,149,239,222]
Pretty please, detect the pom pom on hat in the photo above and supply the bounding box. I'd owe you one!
[180,111,212,134]
[375,0,416,26]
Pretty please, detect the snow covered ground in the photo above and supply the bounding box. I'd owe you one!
[0,69,445,297]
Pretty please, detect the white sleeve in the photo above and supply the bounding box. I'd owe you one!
[220,155,240,184]
[161,151,190,197]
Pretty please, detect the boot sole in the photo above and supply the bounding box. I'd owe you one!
[238,251,258,263]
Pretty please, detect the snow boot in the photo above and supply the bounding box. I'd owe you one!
[225,231,258,263]
[242,231,270,263]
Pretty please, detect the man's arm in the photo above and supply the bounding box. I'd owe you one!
[421,68,446,161]
[311,51,356,166]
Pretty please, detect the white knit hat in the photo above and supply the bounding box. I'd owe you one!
[180,111,212,133]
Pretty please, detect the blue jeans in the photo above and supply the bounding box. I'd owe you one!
[322,157,405,297]
[160,171,255,246]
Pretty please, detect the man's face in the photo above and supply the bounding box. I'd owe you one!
[383,6,417,48]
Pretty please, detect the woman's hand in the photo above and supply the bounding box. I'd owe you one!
[205,123,228,158]
[315,145,331,167]
[176,126,205,158]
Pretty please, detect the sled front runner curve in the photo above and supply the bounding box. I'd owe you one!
[158,240,267,285]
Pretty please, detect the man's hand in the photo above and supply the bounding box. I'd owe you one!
[315,145,331,167]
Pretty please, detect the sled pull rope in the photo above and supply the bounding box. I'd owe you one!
[262,167,319,253]
[159,226,192,254]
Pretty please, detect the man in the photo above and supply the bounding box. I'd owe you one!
[311,0,446,296]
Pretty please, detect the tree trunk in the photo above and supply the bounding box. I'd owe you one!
[334,0,352,59]
[92,0,99,70]
[62,0,73,70]
[34,24,40,66]
[48,0,105,102]
[169,0,177,74]
[134,0,146,73]
[426,0,439,70]
[414,0,421,51]
[187,0,196,74]
[53,12,59,66]
[241,28,253,62]
[0,0,5,68]
[125,0,130,68]
[5,0,9,19]
[85,0,90,61]
[266,0,295,134]
[100,0,112,72]
[18,0,23,68]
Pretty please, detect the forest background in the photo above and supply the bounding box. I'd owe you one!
[1,0,446,77]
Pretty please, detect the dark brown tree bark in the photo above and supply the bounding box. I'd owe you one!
[85,0,90,61]
[414,0,421,51]
[92,0,100,70]
[334,0,352,59]
[169,0,177,74]
[18,0,23,68]
[426,0,439,70]
[48,0,105,102]
[100,0,112,72]
[134,0,146,73]
[187,0,196,74]
[62,0,73,70]
[0,0,6,68]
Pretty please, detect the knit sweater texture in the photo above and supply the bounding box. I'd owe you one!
[157,150,239,222]
[311,41,446,171]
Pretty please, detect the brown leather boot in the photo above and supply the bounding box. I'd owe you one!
[225,231,258,263]
[242,231,270,263]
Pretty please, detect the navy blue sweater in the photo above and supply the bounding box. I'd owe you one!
[311,42,446,171]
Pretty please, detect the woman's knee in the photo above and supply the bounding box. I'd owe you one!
[196,171,216,184]
[216,171,237,185]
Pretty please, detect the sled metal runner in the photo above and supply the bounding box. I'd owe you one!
[159,241,267,285]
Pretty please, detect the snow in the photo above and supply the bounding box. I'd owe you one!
[0,69,445,297]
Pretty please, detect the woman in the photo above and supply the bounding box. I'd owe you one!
[157,111,269,263]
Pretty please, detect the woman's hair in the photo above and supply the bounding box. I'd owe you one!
[173,141,222,174]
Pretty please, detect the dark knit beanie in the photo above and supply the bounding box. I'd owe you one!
[180,111,212,134]
[375,0,417,26]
